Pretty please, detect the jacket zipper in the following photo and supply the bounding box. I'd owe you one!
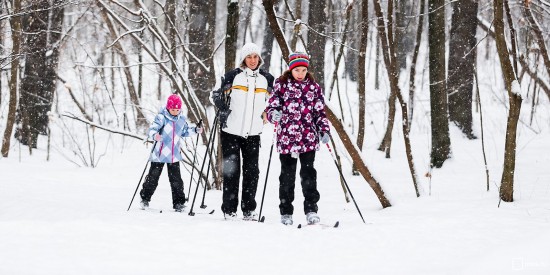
[171,121,175,163]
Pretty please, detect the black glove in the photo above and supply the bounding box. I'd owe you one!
[211,88,226,110]
[219,108,231,129]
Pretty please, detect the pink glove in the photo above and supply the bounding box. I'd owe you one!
[154,133,162,141]
[195,127,203,134]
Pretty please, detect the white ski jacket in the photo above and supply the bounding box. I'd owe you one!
[220,67,274,137]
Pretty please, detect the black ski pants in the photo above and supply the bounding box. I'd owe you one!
[140,162,185,208]
[279,150,320,215]
[220,131,260,214]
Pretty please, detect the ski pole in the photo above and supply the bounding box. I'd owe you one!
[199,122,218,209]
[186,119,203,202]
[127,140,157,211]
[325,138,366,223]
[258,122,278,222]
[188,113,219,216]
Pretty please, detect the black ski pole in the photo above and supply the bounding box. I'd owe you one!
[127,141,157,211]
[325,138,366,223]
[199,125,218,209]
[258,123,278,222]
[186,119,203,202]
[188,114,219,216]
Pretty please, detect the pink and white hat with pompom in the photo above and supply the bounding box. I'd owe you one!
[166,94,182,109]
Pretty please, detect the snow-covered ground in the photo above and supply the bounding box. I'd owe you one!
[1,113,549,274]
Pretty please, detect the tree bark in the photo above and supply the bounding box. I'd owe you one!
[395,0,414,71]
[2,0,21,157]
[188,0,217,106]
[225,0,239,71]
[307,0,327,87]
[377,0,397,157]
[493,0,522,202]
[261,1,276,71]
[356,0,368,172]
[428,0,451,168]
[408,0,426,127]
[17,0,65,148]
[289,0,302,51]
[448,0,478,138]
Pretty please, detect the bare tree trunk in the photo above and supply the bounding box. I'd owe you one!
[522,0,550,99]
[264,0,391,208]
[99,7,148,130]
[374,31,380,90]
[408,0,426,127]
[474,67,490,191]
[289,0,302,51]
[225,0,239,71]
[377,1,396,157]
[345,5,359,82]
[263,0,290,59]
[428,0,451,168]
[494,0,522,203]
[2,0,21,157]
[307,0,327,87]
[188,0,217,106]
[448,0,478,138]
[17,0,65,148]
[166,0,177,75]
[395,0,414,71]
[373,0,420,197]
[355,0,368,174]
[261,1,277,71]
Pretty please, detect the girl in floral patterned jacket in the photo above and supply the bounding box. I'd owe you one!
[264,53,331,226]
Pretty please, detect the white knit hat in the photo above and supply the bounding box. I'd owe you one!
[239,43,263,69]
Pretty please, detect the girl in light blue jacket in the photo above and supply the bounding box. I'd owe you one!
[140,94,202,212]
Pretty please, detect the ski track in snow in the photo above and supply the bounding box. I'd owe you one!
[1,122,549,274]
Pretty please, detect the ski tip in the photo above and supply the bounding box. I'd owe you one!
[209,210,215,214]
[260,216,265,223]
[334,221,339,228]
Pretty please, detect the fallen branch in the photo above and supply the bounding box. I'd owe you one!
[62,113,146,141]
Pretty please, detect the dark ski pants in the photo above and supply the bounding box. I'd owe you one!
[220,131,260,214]
[279,151,320,215]
[140,162,185,208]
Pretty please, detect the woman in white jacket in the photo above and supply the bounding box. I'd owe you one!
[212,43,274,220]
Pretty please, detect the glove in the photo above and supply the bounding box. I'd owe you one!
[195,126,203,134]
[154,133,162,142]
[271,110,282,122]
[319,132,330,144]
[219,108,231,129]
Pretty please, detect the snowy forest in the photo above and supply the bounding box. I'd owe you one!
[1,0,550,274]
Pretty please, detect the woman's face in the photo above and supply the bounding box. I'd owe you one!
[291,66,308,82]
[245,54,260,70]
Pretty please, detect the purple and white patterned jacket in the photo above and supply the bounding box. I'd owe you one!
[265,77,330,155]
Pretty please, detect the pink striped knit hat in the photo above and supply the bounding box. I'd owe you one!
[288,52,310,71]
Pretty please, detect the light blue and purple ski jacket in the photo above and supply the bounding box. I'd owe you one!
[148,108,198,163]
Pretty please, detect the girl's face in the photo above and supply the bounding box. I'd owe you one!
[291,66,308,82]
[245,54,260,70]
[169,108,181,116]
